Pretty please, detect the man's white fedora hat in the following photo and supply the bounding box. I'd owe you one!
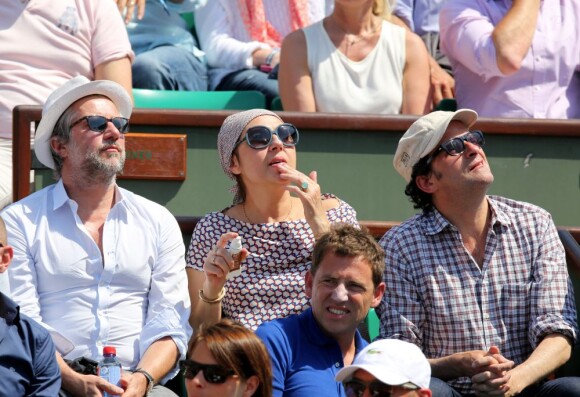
[34,76,132,169]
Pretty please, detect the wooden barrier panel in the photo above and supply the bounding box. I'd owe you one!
[122,133,187,180]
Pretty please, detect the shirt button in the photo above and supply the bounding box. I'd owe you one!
[335,362,340,368]
[484,314,490,320]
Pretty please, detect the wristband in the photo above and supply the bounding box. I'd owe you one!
[132,368,155,395]
[265,49,280,66]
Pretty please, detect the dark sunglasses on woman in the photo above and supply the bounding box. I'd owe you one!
[343,378,419,397]
[234,123,299,150]
[71,115,130,134]
[180,359,236,384]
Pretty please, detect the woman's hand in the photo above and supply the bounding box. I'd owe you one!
[277,164,330,237]
[202,232,248,299]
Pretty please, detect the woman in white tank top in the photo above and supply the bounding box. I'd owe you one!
[279,0,431,115]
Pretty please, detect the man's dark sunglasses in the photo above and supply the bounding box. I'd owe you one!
[430,130,485,161]
[234,123,299,150]
[71,115,130,134]
[343,378,419,397]
[180,359,235,384]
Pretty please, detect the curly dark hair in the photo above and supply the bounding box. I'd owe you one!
[404,155,436,213]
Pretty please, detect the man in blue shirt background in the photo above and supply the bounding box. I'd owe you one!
[256,224,386,397]
[0,216,61,396]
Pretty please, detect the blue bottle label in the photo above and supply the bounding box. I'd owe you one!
[100,365,122,397]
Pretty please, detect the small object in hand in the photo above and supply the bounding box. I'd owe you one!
[226,236,244,280]
[300,181,308,192]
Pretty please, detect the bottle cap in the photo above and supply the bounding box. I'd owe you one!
[103,346,117,355]
[229,236,242,254]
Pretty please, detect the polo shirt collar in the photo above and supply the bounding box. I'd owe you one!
[301,308,367,351]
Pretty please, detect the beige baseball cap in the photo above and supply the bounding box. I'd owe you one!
[394,109,478,182]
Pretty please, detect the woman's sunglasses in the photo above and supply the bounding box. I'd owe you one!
[180,359,236,384]
[234,123,299,150]
[343,378,419,397]
[71,115,130,134]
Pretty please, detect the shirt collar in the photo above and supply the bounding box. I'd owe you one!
[300,308,366,351]
[421,196,511,235]
[487,196,512,227]
[51,179,125,211]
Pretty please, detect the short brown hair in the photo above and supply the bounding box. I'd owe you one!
[311,224,385,288]
[188,319,272,397]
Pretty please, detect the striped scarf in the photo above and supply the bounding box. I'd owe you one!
[238,0,309,48]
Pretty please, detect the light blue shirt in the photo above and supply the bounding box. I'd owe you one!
[127,0,206,59]
[393,0,447,36]
[1,180,191,383]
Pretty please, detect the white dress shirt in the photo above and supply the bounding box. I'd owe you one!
[1,180,191,382]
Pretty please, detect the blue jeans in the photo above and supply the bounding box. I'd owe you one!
[133,46,208,91]
[216,68,279,107]
[430,376,580,396]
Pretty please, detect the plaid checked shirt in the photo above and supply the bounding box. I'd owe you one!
[377,196,578,395]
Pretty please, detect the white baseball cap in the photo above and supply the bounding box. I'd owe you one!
[34,76,132,169]
[394,109,478,182]
[335,339,431,389]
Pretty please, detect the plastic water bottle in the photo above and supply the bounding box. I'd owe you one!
[98,346,122,397]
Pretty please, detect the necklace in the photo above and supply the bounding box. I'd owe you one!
[243,200,293,224]
[332,17,380,47]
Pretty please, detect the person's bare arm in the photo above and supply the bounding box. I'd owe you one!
[187,267,222,330]
[390,14,410,30]
[491,0,541,75]
[502,334,572,396]
[121,337,180,397]
[95,57,133,101]
[187,233,248,331]
[392,15,454,107]
[401,30,432,115]
[279,30,316,112]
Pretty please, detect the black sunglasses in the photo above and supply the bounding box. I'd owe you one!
[343,378,418,397]
[430,130,485,161]
[71,115,130,134]
[234,123,299,150]
[180,360,236,384]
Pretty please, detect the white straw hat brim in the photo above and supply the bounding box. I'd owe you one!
[34,76,132,169]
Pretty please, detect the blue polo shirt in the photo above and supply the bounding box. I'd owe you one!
[256,308,368,397]
[0,292,61,396]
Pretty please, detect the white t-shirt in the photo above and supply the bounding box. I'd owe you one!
[0,0,134,139]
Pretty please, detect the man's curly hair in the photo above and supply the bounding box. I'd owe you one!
[404,155,435,213]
